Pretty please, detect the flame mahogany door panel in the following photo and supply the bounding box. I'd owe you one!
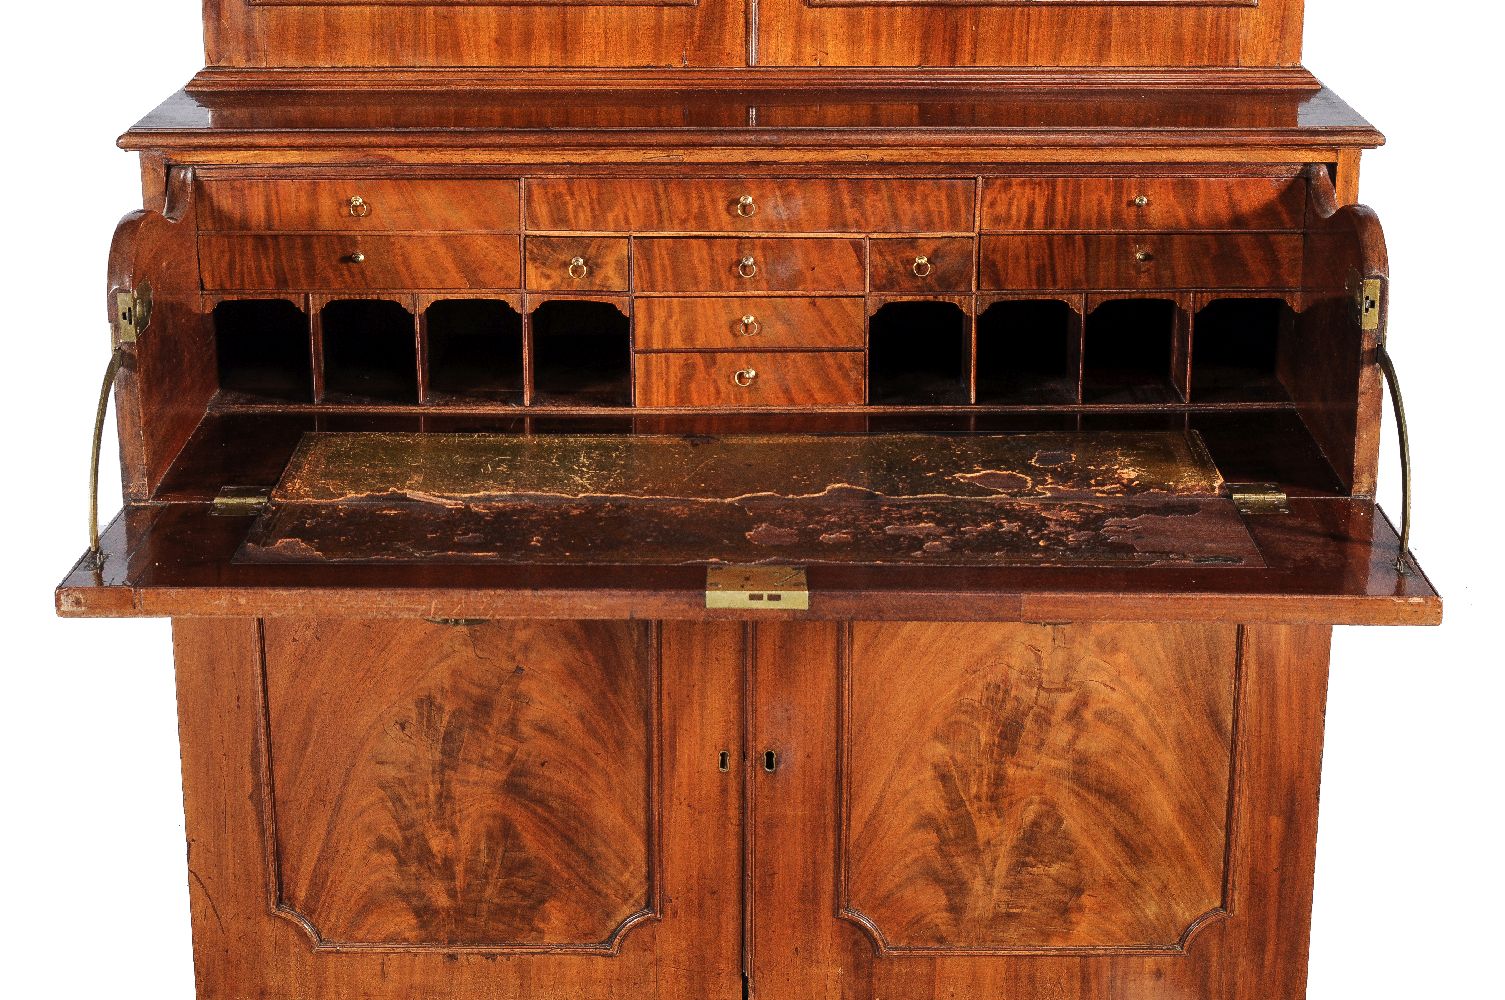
[750,621,1332,1000]
[173,618,744,1000]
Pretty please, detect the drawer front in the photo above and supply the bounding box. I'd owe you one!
[526,178,975,234]
[871,237,975,293]
[200,234,520,291]
[636,351,865,407]
[635,297,866,351]
[526,236,630,291]
[980,234,1302,290]
[981,176,1306,232]
[199,179,521,232]
[635,238,866,293]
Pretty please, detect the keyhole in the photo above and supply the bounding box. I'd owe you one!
[718,751,731,772]
[764,750,779,773]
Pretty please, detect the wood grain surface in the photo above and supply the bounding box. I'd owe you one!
[201,233,521,290]
[199,178,521,232]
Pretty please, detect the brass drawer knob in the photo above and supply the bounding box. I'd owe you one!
[736,194,758,218]
[344,251,367,264]
[738,256,758,279]
[347,195,372,218]
[1133,194,1151,208]
[1134,248,1155,263]
[912,255,933,278]
[738,315,762,337]
[568,256,590,280]
[732,368,759,388]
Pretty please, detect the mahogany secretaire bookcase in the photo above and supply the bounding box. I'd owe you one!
[56,0,1441,997]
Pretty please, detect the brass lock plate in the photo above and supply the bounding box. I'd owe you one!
[706,566,809,611]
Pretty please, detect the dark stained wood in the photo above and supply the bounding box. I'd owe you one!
[634,238,867,293]
[634,296,866,351]
[201,233,521,290]
[199,178,521,232]
[635,351,865,406]
[525,236,630,291]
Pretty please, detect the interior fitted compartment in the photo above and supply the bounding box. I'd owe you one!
[1191,297,1297,402]
[319,299,419,404]
[868,301,970,406]
[424,299,524,404]
[214,299,313,403]
[976,299,1080,405]
[1083,299,1183,404]
[530,300,632,406]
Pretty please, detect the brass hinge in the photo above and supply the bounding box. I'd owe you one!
[1356,276,1384,333]
[1230,483,1290,515]
[112,281,153,346]
[706,565,810,611]
[211,486,270,516]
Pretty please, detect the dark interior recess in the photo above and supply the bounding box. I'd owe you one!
[213,299,313,403]
[320,299,419,404]
[1083,298,1181,404]
[867,301,970,406]
[424,299,525,404]
[975,299,1080,405]
[1191,297,1296,403]
[530,300,632,406]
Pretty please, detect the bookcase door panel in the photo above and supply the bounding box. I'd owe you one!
[749,621,1331,1000]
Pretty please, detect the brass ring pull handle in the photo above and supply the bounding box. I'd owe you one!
[1377,340,1414,574]
[345,251,367,265]
[568,256,589,280]
[732,368,759,388]
[88,347,130,566]
[736,195,758,218]
[347,195,372,218]
[1134,248,1155,264]
[912,255,933,278]
[737,256,758,279]
[1133,194,1151,208]
[737,315,762,337]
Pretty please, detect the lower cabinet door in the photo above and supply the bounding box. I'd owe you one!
[173,618,744,1000]
[750,621,1332,1000]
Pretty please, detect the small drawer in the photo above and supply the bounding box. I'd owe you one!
[635,297,866,351]
[981,175,1306,232]
[634,238,866,293]
[870,237,975,293]
[200,234,520,291]
[526,236,630,291]
[636,351,865,407]
[979,234,1301,290]
[526,178,975,233]
[199,179,520,232]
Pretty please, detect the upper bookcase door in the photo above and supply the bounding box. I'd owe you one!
[754,0,1303,67]
[207,0,747,68]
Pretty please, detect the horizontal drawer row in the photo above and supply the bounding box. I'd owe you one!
[198,174,1304,236]
[202,233,1298,292]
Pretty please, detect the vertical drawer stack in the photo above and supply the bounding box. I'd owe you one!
[523,177,976,407]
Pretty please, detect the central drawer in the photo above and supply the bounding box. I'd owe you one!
[635,297,866,351]
[634,238,866,293]
[636,351,865,407]
[525,178,975,234]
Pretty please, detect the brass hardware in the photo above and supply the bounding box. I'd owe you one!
[87,347,129,565]
[706,565,810,610]
[718,751,731,773]
[1133,194,1151,208]
[113,282,152,346]
[1134,248,1155,264]
[345,251,367,265]
[347,195,371,219]
[737,315,762,337]
[732,368,759,388]
[912,255,933,278]
[568,256,589,280]
[424,617,489,627]
[211,486,271,517]
[763,750,780,773]
[1357,276,1383,332]
[736,194,758,218]
[738,255,758,279]
[1230,483,1290,515]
